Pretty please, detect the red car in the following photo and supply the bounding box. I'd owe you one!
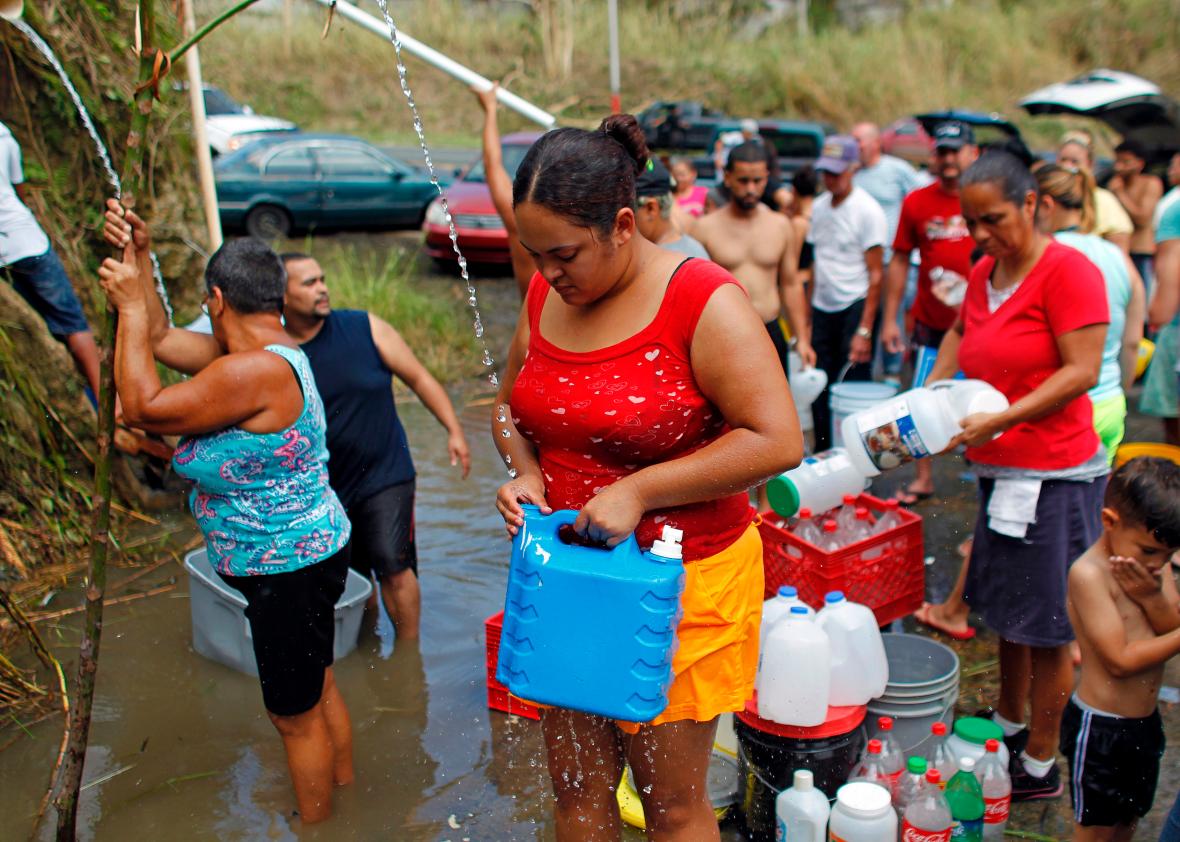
[880,117,934,168]
[422,132,541,265]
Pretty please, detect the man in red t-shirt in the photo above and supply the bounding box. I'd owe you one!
[881,121,979,505]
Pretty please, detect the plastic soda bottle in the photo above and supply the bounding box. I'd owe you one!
[817,519,842,552]
[896,756,928,822]
[925,722,957,790]
[842,506,874,546]
[976,739,1011,840]
[775,768,829,842]
[874,716,905,786]
[946,757,984,841]
[902,770,953,842]
[851,738,892,793]
[793,507,824,546]
[835,493,859,531]
[873,498,903,534]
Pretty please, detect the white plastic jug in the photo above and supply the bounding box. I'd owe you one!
[776,769,830,842]
[766,448,871,518]
[829,781,898,841]
[841,380,1008,478]
[789,352,828,433]
[760,585,813,644]
[816,591,888,706]
[756,607,831,727]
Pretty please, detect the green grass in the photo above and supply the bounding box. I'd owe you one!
[195,0,1178,155]
[298,241,482,383]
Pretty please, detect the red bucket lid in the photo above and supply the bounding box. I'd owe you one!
[737,693,867,739]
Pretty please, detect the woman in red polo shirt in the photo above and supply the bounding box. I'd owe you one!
[492,115,802,839]
[926,151,1108,802]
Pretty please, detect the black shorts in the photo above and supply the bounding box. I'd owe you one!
[347,479,418,579]
[764,319,790,380]
[1061,696,1165,827]
[219,547,350,717]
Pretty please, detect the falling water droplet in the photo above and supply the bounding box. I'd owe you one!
[504,455,512,465]
[507,468,518,478]
[482,349,494,367]
[500,429,511,438]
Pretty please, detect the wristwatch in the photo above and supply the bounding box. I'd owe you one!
[854,326,872,340]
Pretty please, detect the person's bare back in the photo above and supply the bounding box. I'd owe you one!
[694,203,794,323]
[1068,541,1180,718]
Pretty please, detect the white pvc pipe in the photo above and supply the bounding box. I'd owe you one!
[308,0,556,129]
[182,0,224,250]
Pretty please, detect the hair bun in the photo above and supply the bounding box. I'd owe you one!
[599,113,649,173]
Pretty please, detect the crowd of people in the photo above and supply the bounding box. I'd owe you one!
[3,91,1180,838]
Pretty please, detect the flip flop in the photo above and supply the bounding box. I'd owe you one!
[893,486,934,507]
[913,602,977,640]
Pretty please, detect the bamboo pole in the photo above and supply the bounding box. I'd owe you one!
[50,0,160,832]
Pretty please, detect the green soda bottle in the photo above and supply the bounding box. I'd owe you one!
[945,756,984,842]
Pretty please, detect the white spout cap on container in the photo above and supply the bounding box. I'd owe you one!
[958,756,976,773]
[650,525,684,560]
[792,769,815,791]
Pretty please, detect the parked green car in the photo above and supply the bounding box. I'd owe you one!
[215,133,442,238]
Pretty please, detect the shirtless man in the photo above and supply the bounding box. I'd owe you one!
[1109,139,1164,293]
[694,141,814,379]
[1064,457,1180,841]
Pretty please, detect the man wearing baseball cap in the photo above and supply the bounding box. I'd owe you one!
[805,134,888,450]
[633,157,709,259]
[880,120,978,512]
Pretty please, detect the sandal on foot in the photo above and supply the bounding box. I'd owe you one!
[913,602,976,640]
[893,485,934,507]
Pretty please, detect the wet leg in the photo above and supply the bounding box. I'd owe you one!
[914,539,972,637]
[997,638,1031,727]
[1025,643,1072,762]
[627,718,719,842]
[268,700,335,823]
[541,708,625,841]
[380,568,421,640]
[319,667,354,786]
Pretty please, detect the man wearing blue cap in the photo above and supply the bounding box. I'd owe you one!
[806,134,888,451]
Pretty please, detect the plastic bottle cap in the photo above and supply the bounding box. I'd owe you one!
[793,769,814,791]
[797,508,812,519]
[843,494,857,505]
[835,781,892,817]
[866,738,881,754]
[825,590,845,602]
[931,721,947,736]
[856,507,870,519]
[789,606,809,615]
[650,526,684,560]
[926,769,942,785]
[953,717,1004,746]
[877,716,893,731]
[767,475,800,517]
[778,585,798,598]
[985,738,1000,753]
[959,756,976,772]
[883,499,899,511]
[907,756,928,774]
[823,521,838,533]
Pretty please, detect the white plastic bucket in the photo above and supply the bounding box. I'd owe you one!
[829,381,899,449]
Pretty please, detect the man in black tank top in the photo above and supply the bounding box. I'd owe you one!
[282,253,471,641]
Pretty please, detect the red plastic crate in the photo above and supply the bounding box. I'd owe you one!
[484,611,541,720]
[757,493,924,626]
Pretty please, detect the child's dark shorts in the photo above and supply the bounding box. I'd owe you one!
[1060,695,1165,827]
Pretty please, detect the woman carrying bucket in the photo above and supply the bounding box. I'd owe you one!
[924,151,1108,802]
[492,115,802,839]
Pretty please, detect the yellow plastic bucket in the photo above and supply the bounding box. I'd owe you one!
[616,751,737,830]
[1136,338,1155,380]
[1113,442,1180,469]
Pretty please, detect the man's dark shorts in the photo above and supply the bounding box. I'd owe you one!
[347,479,418,579]
[2,248,90,338]
[219,546,350,717]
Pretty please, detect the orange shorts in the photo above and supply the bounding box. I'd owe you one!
[615,521,764,734]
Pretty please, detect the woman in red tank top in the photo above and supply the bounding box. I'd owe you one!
[493,115,802,839]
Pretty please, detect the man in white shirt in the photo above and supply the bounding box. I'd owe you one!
[806,134,888,450]
[0,121,100,399]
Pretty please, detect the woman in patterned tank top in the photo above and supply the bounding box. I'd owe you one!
[493,116,803,839]
[98,227,351,825]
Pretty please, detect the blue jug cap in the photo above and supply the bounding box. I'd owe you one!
[777,585,797,598]
[789,606,809,615]
[825,590,845,603]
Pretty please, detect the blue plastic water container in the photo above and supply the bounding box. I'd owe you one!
[496,505,686,722]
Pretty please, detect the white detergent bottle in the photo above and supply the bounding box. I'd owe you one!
[841,380,1008,478]
[816,591,888,706]
[776,768,830,842]
[756,606,831,727]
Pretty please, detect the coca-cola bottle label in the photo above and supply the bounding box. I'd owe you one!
[902,820,952,842]
[984,795,1010,823]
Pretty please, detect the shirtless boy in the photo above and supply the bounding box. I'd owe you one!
[694,141,814,375]
[1064,456,1180,842]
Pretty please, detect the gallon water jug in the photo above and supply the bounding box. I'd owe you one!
[789,352,828,433]
[760,585,813,646]
[841,380,1008,478]
[766,448,870,519]
[496,506,686,721]
[756,606,831,727]
[816,592,888,706]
